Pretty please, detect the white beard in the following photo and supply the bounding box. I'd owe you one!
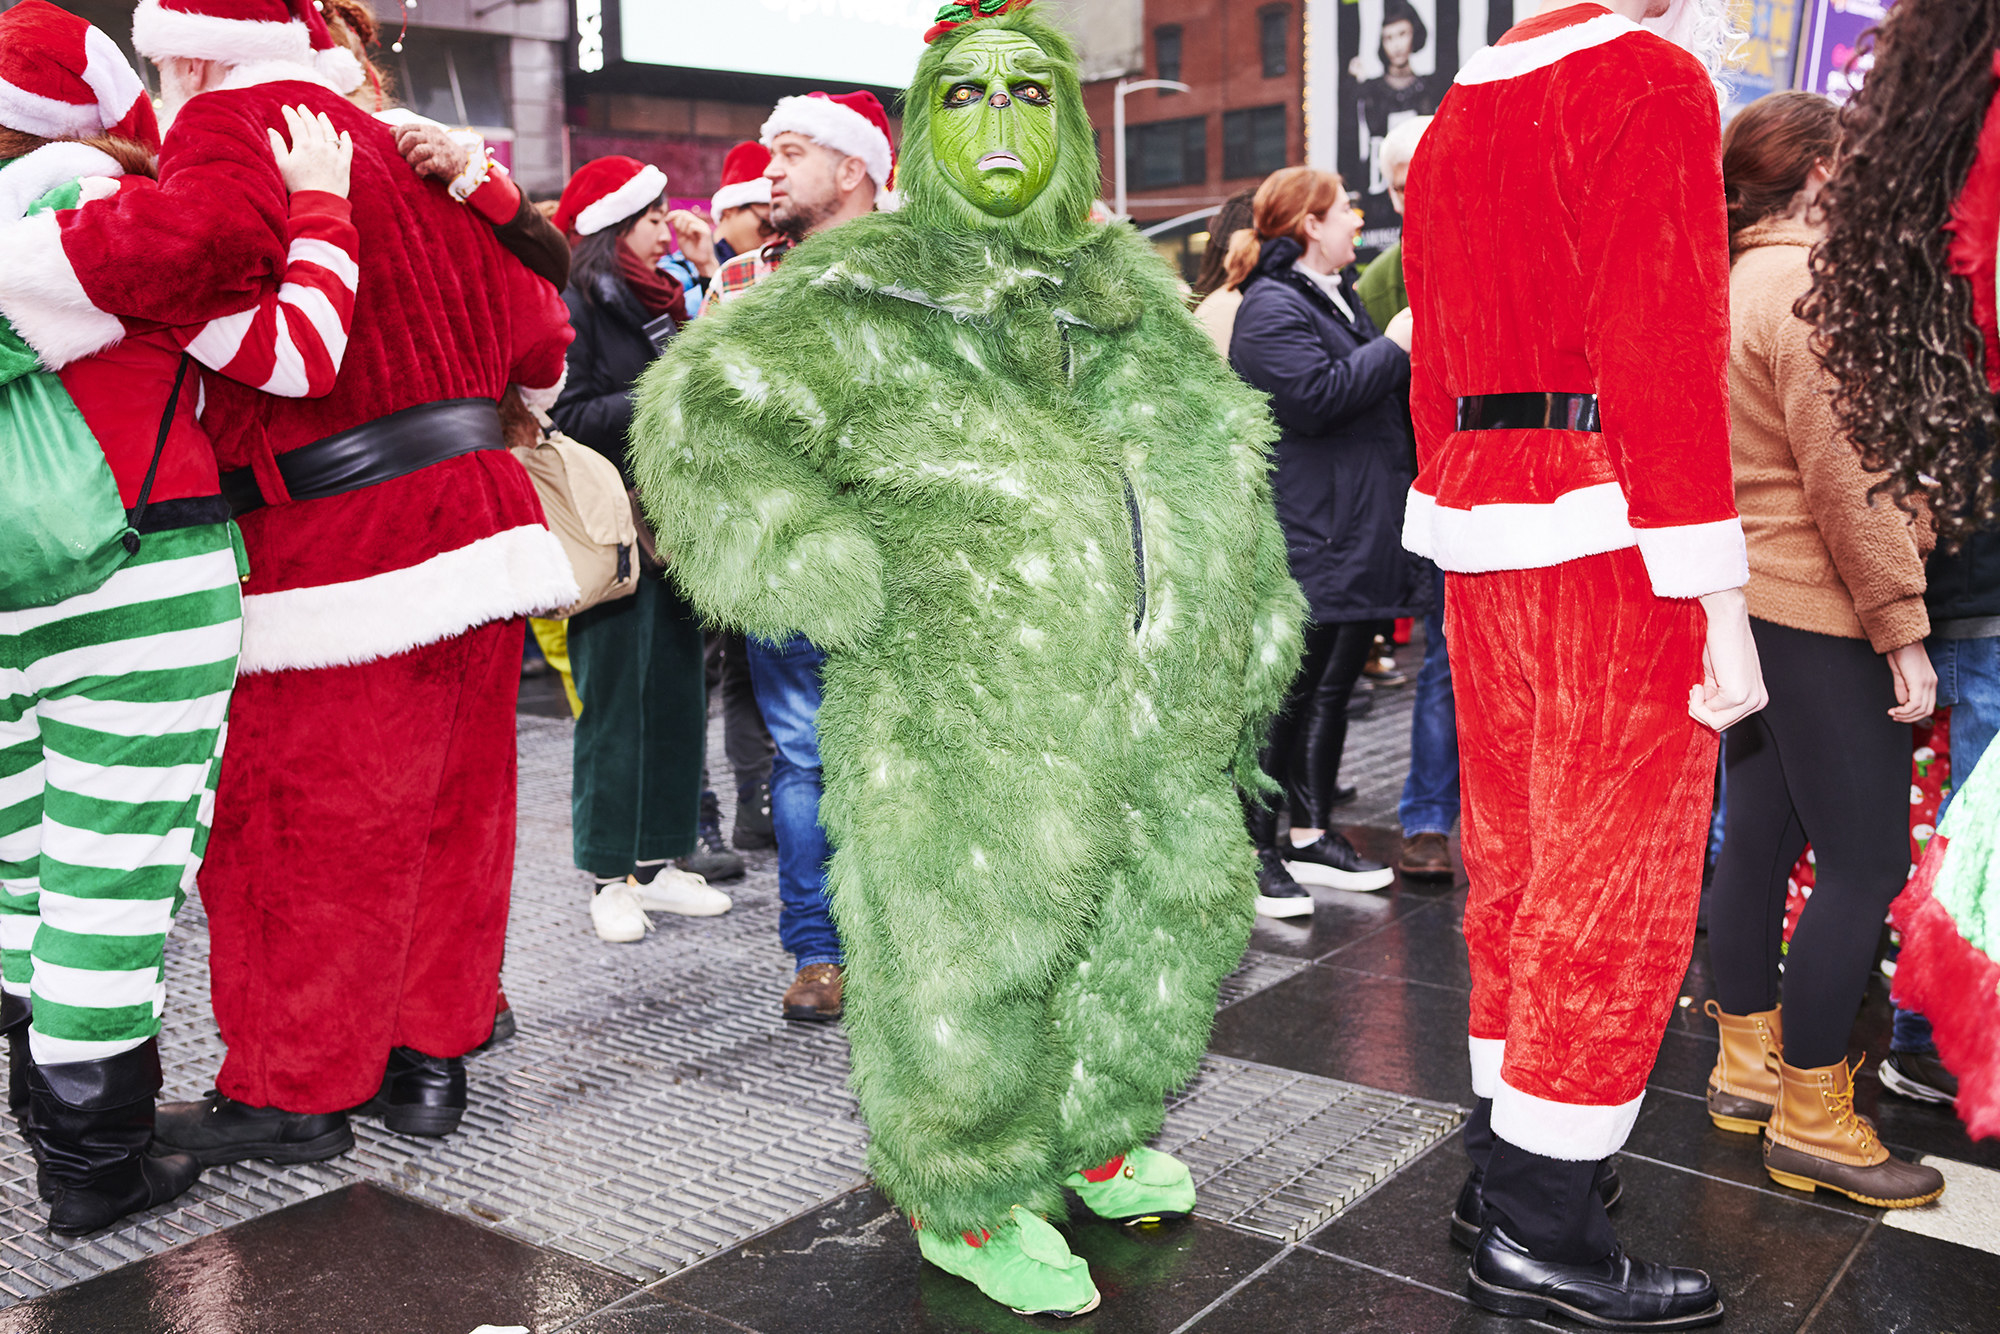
[1642,0,1744,98]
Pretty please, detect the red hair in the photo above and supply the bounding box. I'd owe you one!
[1224,167,1344,290]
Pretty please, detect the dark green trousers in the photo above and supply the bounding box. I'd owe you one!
[568,574,706,877]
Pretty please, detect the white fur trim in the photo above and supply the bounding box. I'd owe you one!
[762,95,894,206]
[0,208,127,369]
[0,143,120,222]
[0,79,102,140]
[1633,517,1748,599]
[1401,482,1640,572]
[0,23,152,140]
[574,163,667,237]
[1456,12,1639,85]
[1492,1076,1646,1161]
[237,524,580,674]
[317,45,363,95]
[517,366,566,414]
[133,1,310,68]
[710,177,771,216]
[218,59,339,94]
[1469,1036,1505,1100]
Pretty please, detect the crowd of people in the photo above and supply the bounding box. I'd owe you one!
[0,0,1996,1325]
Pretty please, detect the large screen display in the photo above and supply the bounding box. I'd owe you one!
[618,0,932,89]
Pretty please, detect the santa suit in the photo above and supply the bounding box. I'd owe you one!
[0,63,574,1112]
[1402,4,1745,1165]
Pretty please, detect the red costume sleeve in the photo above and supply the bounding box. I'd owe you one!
[1577,81,1744,598]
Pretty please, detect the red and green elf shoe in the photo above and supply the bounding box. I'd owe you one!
[914,1205,1100,1316]
[1066,1145,1198,1224]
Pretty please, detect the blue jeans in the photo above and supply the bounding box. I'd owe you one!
[746,634,842,969]
[1895,634,2000,1051]
[1399,562,1461,835]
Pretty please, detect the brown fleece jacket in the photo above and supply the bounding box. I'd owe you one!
[1729,217,1931,652]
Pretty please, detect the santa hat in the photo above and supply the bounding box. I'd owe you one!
[133,0,365,94]
[0,1,160,149]
[555,156,669,238]
[710,141,772,217]
[761,90,896,207]
[924,0,1037,45]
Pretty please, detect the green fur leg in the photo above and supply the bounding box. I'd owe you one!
[1067,1146,1198,1224]
[915,1206,1101,1317]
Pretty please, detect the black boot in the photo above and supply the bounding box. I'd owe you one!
[1468,1140,1718,1328]
[1451,1101,1622,1248]
[153,1090,354,1166]
[357,1046,465,1137]
[3,993,53,1202]
[29,1040,202,1236]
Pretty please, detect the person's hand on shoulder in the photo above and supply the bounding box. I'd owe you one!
[268,104,353,197]
[395,120,468,182]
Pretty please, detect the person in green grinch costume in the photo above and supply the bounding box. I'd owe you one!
[630,0,1305,1315]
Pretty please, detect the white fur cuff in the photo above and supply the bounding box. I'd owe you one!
[1492,1078,1646,1161]
[0,208,127,369]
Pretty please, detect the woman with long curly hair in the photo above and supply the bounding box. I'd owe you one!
[1805,0,2000,1142]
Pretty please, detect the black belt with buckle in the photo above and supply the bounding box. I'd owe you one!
[1456,392,1602,433]
[221,398,504,516]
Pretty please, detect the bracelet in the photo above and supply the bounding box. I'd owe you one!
[447,132,506,203]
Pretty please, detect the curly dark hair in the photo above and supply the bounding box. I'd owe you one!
[1798,0,2000,544]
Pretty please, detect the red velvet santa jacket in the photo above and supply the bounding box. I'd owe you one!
[1401,3,1747,599]
[1,139,358,520]
[1948,50,2000,397]
[0,63,575,674]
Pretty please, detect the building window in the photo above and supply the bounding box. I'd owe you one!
[1155,24,1183,91]
[1127,116,1207,190]
[1223,105,1289,179]
[397,29,510,129]
[1260,7,1290,79]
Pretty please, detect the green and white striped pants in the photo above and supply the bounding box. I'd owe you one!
[0,522,244,1065]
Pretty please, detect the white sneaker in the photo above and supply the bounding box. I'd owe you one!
[630,868,732,917]
[591,879,652,942]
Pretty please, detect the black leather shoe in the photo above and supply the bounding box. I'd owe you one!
[1468,1225,1722,1329]
[1,993,50,1200]
[1452,1161,1622,1249]
[154,1091,354,1166]
[1283,831,1393,892]
[1254,849,1315,918]
[30,1041,202,1235]
[356,1047,466,1137]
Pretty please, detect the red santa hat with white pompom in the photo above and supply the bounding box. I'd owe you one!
[0,0,159,147]
[132,0,365,94]
[709,141,772,218]
[761,90,897,208]
[553,155,669,238]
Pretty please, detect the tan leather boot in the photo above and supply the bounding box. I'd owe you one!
[781,964,843,1022]
[1705,1000,1782,1133]
[1764,1057,1945,1207]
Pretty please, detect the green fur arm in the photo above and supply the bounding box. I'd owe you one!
[630,306,885,651]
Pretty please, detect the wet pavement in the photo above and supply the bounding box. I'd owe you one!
[5,645,1998,1333]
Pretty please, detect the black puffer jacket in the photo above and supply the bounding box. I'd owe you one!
[551,266,672,485]
[1229,235,1418,623]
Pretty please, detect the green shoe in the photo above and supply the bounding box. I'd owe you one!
[1067,1146,1198,1224]
[914,1205,1101,1317]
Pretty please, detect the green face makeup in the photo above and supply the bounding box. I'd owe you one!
[929,29,1059,218]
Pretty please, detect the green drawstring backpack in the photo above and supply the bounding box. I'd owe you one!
[0,171,188,612]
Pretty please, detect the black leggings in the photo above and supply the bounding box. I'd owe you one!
[1707,619,1910,1069]
[1257,620,1376,829]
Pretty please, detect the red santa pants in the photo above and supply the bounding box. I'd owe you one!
[1446,547,1716,1161]
[200,618,522,1113]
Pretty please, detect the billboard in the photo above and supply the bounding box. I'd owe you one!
[617,0,933,89]
[1796,0,1893,103]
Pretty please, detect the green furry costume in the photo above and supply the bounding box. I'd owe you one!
[632,3,1303,1250]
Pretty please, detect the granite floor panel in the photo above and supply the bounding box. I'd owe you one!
[1188,1246,1558,1334]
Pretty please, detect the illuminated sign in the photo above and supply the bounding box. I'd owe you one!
[617,0,930,87]
[577,0,604,72]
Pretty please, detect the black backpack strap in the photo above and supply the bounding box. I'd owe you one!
[122,352,192,554]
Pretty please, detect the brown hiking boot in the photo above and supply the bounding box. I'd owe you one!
[1398,831,1453,877]
[782,964,844,1022]
[1764,1057,1945,1207]
[1705,1000,1782,1133]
